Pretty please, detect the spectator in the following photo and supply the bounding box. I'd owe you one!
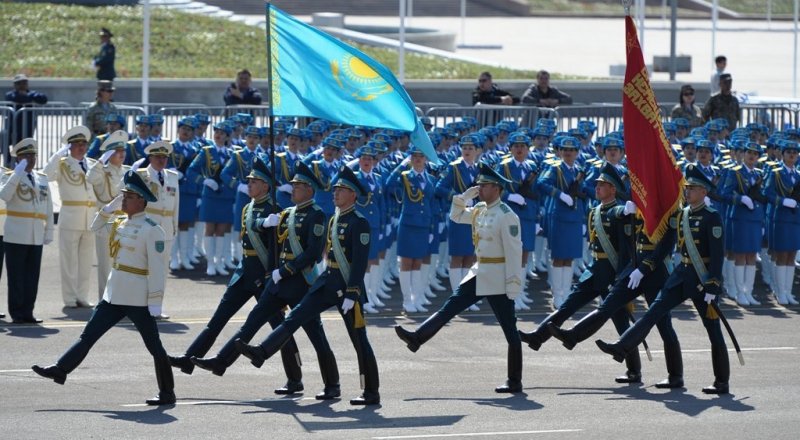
[85,80,118,137]
[702,73,739,130]
[5,74,48,144]
[521,70,572,108]
[670,84,703,128]
[93,27,116,81]
[224,69,263,106]
[709,55,726,96]
[471,71,519,106]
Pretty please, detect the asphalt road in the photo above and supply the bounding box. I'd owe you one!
[1,239,799,439]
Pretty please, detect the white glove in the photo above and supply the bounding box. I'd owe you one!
[385,223,391,236]
[148,304,162,316]
[438,222,445,234]
[260,213,280,228]
[536,224,543,235]
[507,193,526,206]
[624,200,637,215]
[704,293,716,304]
[271,268,282,284]
[400,156,412,167]
[627,269,644,289]
[346,158,359,168]
[56,145,70,156]
[44,230,53,245]
[465,198,474,207]
[341,298,355,314]
[559,192,574,207]
[783,198,798,209]
[461,186,479,202]
[99,149,115,164]
[131,158,146,170]
[196,198,202,208]
[102,194,123,214]
[506,292,518,301]
[203,178,219,191]
[428,233,434,244]
[582,224,587,236]
[278,183,293,194]
[237,183,249,195]
[703,196,711,206]
[13,159,27,176]
[175,170,184,180]
[378,233,384,240]
[740,195,754,210]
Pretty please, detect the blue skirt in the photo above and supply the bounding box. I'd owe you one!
[231,193,249,232]
[200,196,235,224]
[729,219,761,253]
[178,193,199,223]
[771,220,800,252]
[448,221,475,256]
[548,220,582,259]
[397,223,430,259]
[520,218,536,252]
[368,227,380,260]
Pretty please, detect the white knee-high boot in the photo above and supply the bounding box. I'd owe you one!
[515,268,530,311]
[723,259,735,298]
[195,224,206,257]
[786,265,799,304]
[412,270,430,310]
[204,236,216,276]
[561,266,574,307]
[437,242,449,277]
[420,263,435,299]
[734,265,749,305]
[399,270,417,313]
[449,266,462,294]
[187,227,200,263]
[233,233,243,263]
[169,233,181,270]
[222,232,237,270]
[744,265,759,305]
[534,236,547,271]
[214,236,229,276]
[177,231,194,270]
[774,265,788,305]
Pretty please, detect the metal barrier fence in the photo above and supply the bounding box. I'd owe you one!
[0,106,13,167]
[425,105,557,130]
[156,105,272,140]
[740,103,800,131]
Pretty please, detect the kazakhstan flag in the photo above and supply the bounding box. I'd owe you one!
[267,4,437,163]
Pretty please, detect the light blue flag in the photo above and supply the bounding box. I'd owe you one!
[267,5,438,163]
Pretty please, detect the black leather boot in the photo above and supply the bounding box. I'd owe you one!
[495,343,523,393]
[551,310,608,351]
[168,355,195,375]
[275,336,303,395]
[315,350,341,400]
[145,357,176,405]
[518,327,547,351]
[615,349,642,384]
[191,355,229,376]
[595,340,630,363]
[702,343,730,394]
[236,325,292,368]
[394,312,448,353]
[235,339,267,368]
[546,323,578,350]
[31,364,67,385]
[655,340,684,389]
[350,390,380,405]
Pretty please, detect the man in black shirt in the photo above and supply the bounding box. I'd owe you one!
[472,71,519,106]
[521,70,572,108]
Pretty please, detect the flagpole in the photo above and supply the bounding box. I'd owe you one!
[265,0,278,216]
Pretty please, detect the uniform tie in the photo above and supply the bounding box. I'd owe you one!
[79,161,87,173]
[27,173,35,187]
[158,171,164,186]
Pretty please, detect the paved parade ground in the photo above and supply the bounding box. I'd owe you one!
[2,231,799,439]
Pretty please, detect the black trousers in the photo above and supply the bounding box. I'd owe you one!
[5,242,43,321]
[57,301,167,373]
[437,276,520,344]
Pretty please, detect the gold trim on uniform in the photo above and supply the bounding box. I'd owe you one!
[62,200,96,207]
[145,207,175,217]
[113,263,149,276]
[6,210,47,220]
[478,256,506,264]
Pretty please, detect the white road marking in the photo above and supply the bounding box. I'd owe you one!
[372,429,583,439]
[119,396,313,407]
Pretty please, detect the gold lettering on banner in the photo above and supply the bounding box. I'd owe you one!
[623,67,681,166]
[628,173,648,209]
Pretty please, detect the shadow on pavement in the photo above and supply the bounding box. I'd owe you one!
[186,397,464,432]
[552,385,755,416]
[0,324,60,338]
[37,407,177,425]
[406,392,543,411]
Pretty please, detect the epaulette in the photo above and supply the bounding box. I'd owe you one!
[4,170,12,175]
[202,145,214,151]
[475,201,487,209]
[772,166,782,173]
[276,152,287,158]
[703,205,717,213]
[593,161,603,168]
[449,157,463,166]
[758,157,768,163]
[545,152,556,159]
[672,144,682,151]
[401,169,412,176]
[499,203,511,213]
[353,209,366,219]
[677,160,685,166]
[766,160,779,167]
[732,165,742,171]
[165,168,178,176]
[127,139,137,145]
[145,217,158,226]
[500,157,513,165]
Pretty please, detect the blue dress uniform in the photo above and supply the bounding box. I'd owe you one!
[434,136,480,257]
[394,164,526,394]
[497,134,540,253]
[221,141,262,235]
[306,138,343,217]
[87,113,127,159]
[537,137,587,259]
[192,162,340,399]
[32,171,175,405]
[353,147,385,261]
[236,167,380,405]
[187,144,234,224]
[598,165,730,395]
[386,148,436,260]
[520,164,644,382]
[170,136,200,224]
[273,149,304,209]
[167,158,306,392]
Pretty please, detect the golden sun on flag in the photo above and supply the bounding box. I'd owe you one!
[331,54,394,101]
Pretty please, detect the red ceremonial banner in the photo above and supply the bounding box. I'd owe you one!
[622,15,685,242]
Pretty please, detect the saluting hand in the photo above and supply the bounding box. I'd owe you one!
[13,159,27,176]
[460,186,479,202]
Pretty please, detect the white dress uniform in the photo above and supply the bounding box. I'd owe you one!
[44,150,98,307]
[87,160,128,298]
[0,171,54,245]
[90,210,166,311]
[136,165,180,265]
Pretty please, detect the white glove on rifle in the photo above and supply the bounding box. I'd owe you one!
[740,195,754,210]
